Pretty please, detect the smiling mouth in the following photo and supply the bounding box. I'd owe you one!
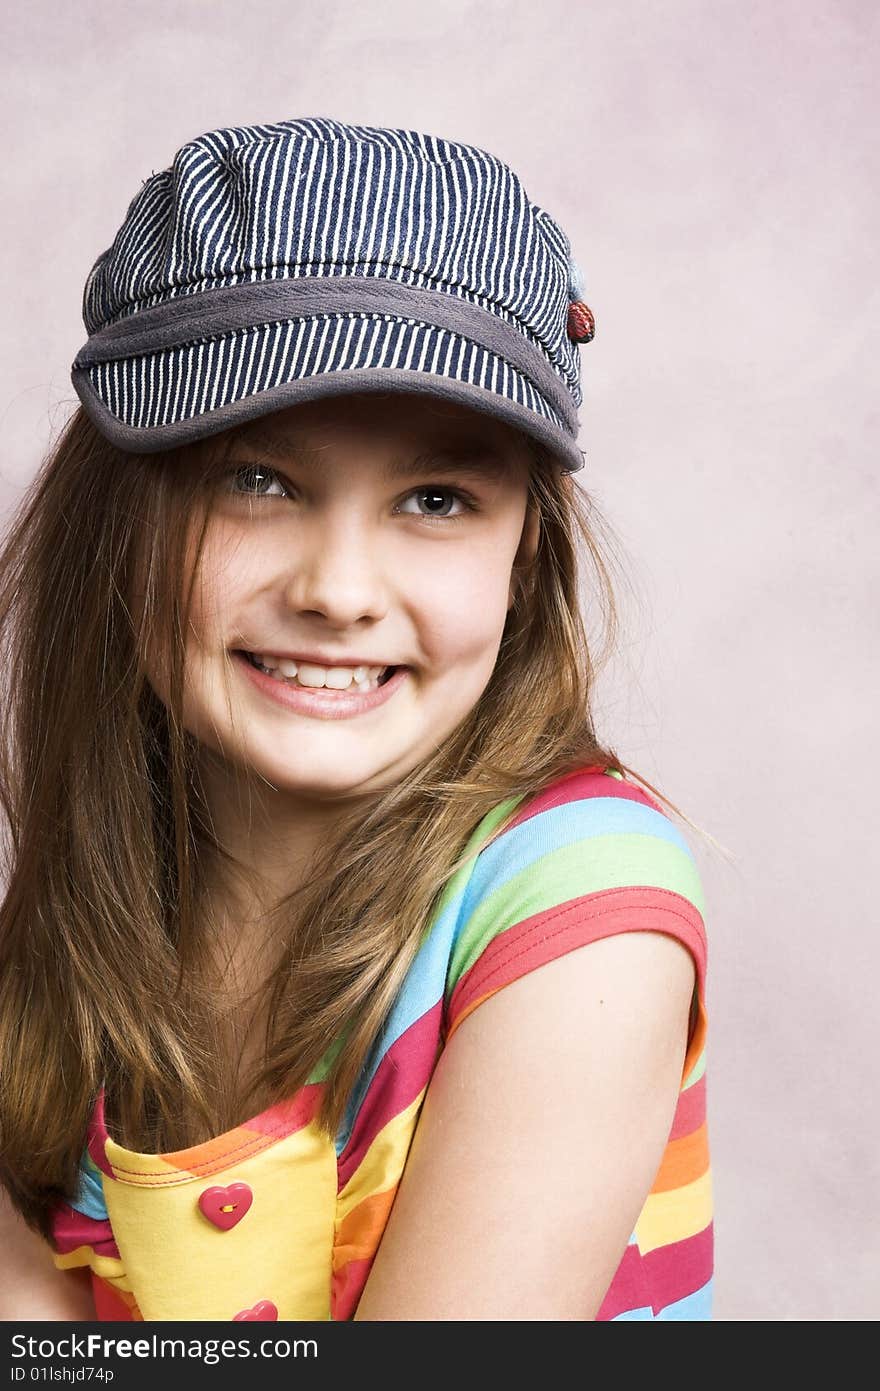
[238,652,400,691]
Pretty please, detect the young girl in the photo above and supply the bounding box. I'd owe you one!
[0,116,712,1321]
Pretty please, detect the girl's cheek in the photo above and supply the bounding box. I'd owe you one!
[188,551,253,639]
[411,571,512,665]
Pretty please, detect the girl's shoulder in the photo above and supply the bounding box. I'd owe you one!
[440,761,708,1062]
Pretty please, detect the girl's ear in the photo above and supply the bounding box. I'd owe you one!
[508,502,541,610]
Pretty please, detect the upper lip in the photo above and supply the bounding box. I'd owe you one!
[239,649,399,667]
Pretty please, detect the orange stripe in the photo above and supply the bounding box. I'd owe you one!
[159,1084,323,1175]
[160,1125,255,1176]
[651,1121,710,1193]
[682,1001,707,1086]
[445,986,495,1042]
[333,1186,398,1268]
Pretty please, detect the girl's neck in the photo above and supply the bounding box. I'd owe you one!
[194,752,374,910]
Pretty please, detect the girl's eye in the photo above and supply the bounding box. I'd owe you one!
[222,467,474,521]
[397,487,473,520]
[225,464,289,499]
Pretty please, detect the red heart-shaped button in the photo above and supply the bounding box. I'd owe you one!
[198,1182,253,1231]
[233,1300,278,1322]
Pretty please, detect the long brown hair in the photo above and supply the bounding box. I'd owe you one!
[0,403,708,1240]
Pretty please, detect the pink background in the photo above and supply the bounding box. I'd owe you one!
[2,1,876,1320]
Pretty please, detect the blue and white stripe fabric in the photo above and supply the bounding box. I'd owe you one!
[72,117,594,472]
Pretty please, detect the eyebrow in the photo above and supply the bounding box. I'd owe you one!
[221,427,512,482]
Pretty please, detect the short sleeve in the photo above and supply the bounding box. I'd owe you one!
[442,767,708,1086]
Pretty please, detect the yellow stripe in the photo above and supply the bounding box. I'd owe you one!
[336,1087,427,1222]
[52,1248,129,1285]
[634,1167,713,1254]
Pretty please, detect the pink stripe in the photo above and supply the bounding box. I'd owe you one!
[50,1200,120,1260]
[331,1254,374,1320]
[241,1083,323,1140]
[506,767,662,833]
[92,1276,135,1321]
[598,1223,713,1319]
[87,1090,114,1176]
[336,1000,442,1191]
[596,1242,653,1320]
[446,886,707,1037]
[641,1222,714,1313]
[670,1074,706,1139]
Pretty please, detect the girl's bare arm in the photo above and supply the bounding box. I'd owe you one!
[354,930,696,1320]
[0,1188,96,1320]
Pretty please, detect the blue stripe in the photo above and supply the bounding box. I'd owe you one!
[334,795,523,1152]
[654,1278,713,1320]
[453,792,699,933]
[334,855,478,1154]
[68,1149,109,1222]
[610,1278,713,1320]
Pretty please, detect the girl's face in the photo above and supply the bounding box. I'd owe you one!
[167,392,539,807]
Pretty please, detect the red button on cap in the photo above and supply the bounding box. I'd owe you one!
[567,300,595,343]
[198,1181,253,1231]
[233,1300,278,1321]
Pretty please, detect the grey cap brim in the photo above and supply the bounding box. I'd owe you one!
[71,280,585,474]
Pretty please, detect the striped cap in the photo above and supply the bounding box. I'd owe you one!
[71,116,595,473]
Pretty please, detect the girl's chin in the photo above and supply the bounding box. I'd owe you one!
[233,753,413,800]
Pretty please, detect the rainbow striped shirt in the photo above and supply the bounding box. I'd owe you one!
[48,764,712,1320]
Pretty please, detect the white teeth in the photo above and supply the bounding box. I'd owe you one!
[296,662,330,687]
[324,667,357,690]
[249,655,389,691]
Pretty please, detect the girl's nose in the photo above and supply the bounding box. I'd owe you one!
[282,513,390,627]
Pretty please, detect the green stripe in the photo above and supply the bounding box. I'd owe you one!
[449,832,706,988]
[420,794,527,942]
[308,1028,349,1084]
[683,1047,707,1089]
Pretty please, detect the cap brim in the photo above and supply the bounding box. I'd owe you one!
[72,289,585,473]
